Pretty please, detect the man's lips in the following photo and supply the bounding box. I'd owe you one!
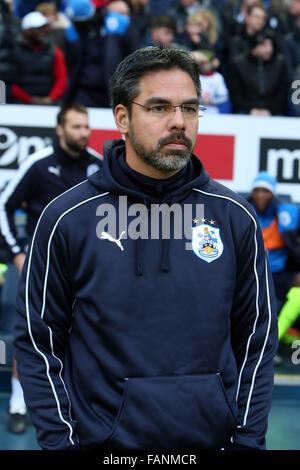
[164,140,188,149]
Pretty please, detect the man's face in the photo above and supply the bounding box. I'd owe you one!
[57,110,91,156]
[251,187,274,212]
[23,25,50,46]
[125,68,199,173]
[151,27,174,47]
[251,38,273,60]
[246,7,267,32]
[290,0,300,16]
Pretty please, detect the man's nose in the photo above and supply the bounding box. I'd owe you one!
[167,107,186,130]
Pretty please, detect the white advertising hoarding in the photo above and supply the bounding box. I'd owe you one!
[0,104,299,201]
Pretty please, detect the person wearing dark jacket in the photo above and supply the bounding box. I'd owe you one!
[0,102,102,434]
[227,4,268,60]
[227,30,289,116]
[11,11,67,106]
[0,0,21,103]
[14,46,278,450]
[250,172,300,343]
[63,0,140,107]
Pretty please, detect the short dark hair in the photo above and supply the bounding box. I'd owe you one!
[110,46,201,115]
[247,3,267,16]
[57,102,88,126]
[150,15,176,31]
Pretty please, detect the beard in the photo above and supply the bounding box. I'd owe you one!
[64,133,88,155]
[129,123,194,172]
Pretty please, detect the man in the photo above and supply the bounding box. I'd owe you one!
[228,30,289,116]
[227,3,268,59]
[63,0,139,107]
[144,15,177,48]
[167,0,220,35]
[0,0,21,103]
[0,102,102,434]
[11,11,67,105]
[14,47,277,450]
[250,172,300,343]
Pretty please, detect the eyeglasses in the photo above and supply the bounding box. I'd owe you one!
[131,101,206,118]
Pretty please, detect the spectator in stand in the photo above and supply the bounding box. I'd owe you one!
[283,13,300,79]
[11,11,67,105]
[63,0,139,107]
[126,0,151,44]
[176,9,218,51]
[227,30,289,116]
[250,172,300,345]
[191,49,230,114]
[0,0,21,103]
[285,0,300,33]
[266,0,293,35]
[35,2,71,55]
[228,3,268,59]
[143,15,178,48]
[166,0,220,36]
[221,0,268,38]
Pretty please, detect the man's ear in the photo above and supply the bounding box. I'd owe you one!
[114,104,130,135]
[56,124,63,138]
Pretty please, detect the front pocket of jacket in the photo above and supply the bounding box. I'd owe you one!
[105,373,237,450]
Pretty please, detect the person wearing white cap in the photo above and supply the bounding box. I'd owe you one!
[250,171,300,349]
[11,11,67,105]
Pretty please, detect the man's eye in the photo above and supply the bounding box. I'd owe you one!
[182,105,197,114]
[150,105,167,113]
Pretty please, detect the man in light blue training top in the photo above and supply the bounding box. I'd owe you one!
[250,171,300,343]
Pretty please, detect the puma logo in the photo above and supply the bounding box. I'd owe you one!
[48,165,61,177]
[100,231,126,251]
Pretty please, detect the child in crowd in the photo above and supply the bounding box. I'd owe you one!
[191,49,229,113]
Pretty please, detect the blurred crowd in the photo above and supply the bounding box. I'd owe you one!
[1,0,300,116]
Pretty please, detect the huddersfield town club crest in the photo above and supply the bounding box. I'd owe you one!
[192,224,224,263]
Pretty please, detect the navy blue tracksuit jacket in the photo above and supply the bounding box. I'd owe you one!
[14,140,278,450]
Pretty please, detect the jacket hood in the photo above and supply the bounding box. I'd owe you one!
[88,139,210,204]
[88,139,210,276]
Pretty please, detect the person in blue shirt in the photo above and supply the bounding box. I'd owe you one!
[250,171,300,342]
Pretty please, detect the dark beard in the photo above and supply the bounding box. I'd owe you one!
[64,137,87,155]
[129,126,193,172]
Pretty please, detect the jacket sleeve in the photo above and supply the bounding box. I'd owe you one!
[0,158,38,258]
[14,203,79,450]
[229,208,278,450]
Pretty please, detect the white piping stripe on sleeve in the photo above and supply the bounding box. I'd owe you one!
[24,177,108,446]
[0,146,54,250]
[193,188,272,427]
[241,257,272,426]
[40,192,109,320]
[48,327,72,421]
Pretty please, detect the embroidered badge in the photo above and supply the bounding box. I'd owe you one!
[192,224,223,263]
